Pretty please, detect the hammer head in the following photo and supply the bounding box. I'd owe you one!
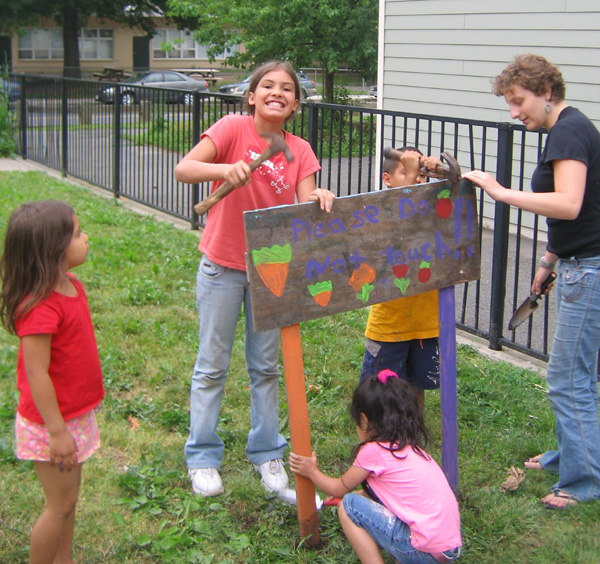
[438,152,461,186]
[260,132,295,163]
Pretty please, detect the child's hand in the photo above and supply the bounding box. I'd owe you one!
[400,150,422,179]
[419,155,445,179]
[289,451,319,478]
[49,428,78,472]
[224,160,253,188]
[307,188,336,213]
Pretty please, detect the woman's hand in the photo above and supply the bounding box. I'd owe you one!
[463,170,508,202]
[307,188,336,213]
[49,428,78,472]
[289,451,319,479]
[532,266,555,295]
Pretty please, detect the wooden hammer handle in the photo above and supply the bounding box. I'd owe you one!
[193,146,277,216]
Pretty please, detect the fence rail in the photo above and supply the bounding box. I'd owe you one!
[7,74,554,363]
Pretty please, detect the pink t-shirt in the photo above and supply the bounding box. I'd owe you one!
[15,276,105,424]
[199,114,321,271]
[354,441,462,553]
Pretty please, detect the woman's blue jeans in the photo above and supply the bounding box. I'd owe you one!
[185,256,287,470]
[539,256,600,501]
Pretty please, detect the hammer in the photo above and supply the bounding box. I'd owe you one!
[384,148,461,186]
[194,132,295,216]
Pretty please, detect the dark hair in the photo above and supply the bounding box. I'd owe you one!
[245,60,301,124]
[382,146,423,175]
[0,200,75,334]
[493,54,566,101]
[350,373,430,459]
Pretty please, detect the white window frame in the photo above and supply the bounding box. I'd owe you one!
[152,29,237,60]
[78,28,114,60]
[18,28,114,61]
[18,29,63,60]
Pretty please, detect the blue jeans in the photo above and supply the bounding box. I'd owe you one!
[342,494,461,564]
[539,256,600,501]
[184,256,287,469]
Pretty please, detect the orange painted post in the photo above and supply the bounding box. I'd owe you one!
[280,324,320,546]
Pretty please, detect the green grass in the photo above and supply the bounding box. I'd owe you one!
[1,171,599,563]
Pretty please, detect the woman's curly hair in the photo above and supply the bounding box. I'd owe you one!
[493,54,565,101]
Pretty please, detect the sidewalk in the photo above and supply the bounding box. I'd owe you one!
[0,154,548,377]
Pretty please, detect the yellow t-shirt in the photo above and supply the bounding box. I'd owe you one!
[364,290,439,342]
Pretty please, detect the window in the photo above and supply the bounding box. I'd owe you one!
[18,29,63,60]
[79,29,114,60]
[152,29,237,60]
[18,28,113,60]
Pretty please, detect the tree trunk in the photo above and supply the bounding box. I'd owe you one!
[62,4,81,78]
[323,69,335,104]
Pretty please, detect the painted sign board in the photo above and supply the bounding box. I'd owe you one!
[244,178,480,333]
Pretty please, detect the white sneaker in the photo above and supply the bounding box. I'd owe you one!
[188,468,224,497]
[253,458,289,492]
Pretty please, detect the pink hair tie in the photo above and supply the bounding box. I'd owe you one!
[377,369,399,384]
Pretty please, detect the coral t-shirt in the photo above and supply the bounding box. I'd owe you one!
[354,441,461,554]
[199,114,321,271]
[15,277,104,424]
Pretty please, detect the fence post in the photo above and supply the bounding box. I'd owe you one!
[112,84,121,199]
[61,78,68,176]
[488,123,513,350]
[191,91,202,229]
[307,103,319,155]
[19,76,27,159]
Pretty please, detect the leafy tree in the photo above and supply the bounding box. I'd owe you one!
[0,0,173,78]
[166,0,378,102]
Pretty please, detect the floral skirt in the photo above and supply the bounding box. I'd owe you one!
[15,409,100,463]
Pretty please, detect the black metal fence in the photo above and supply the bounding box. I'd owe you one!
[7,74,554,363]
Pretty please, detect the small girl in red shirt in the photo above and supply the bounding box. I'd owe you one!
[0,200,104,564]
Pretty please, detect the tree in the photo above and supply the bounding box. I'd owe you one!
[0,0,173,78]
[166,0,378,102]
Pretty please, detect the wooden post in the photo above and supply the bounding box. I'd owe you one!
[438,286,458,491]
[280,324,320,546]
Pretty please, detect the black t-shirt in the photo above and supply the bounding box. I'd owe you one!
[531,106,600,258]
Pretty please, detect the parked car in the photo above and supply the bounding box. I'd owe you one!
[1,78,21,102]
[219,70,317,99]
[94,70,209,105]
[368,84,377,99]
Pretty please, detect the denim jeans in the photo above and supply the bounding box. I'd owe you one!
[539,256,600,501]
[184,256,287,469]
[342,494,461,564]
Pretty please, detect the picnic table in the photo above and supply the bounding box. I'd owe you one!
[170,68,220,85]
[93,67,130,82]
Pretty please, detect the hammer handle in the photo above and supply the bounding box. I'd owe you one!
[193,147,277,216]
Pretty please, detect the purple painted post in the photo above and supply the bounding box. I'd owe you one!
[438,285,458,491]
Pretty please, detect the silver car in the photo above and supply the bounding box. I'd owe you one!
[219,70,317,99]
[94,70,210,105]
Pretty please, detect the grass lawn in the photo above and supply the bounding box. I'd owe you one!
[0,171,599,564]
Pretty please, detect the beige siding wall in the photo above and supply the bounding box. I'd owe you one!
[10,17,229,76]
[379,0,600,229]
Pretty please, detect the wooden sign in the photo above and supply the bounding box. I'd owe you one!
[244,178,480,333]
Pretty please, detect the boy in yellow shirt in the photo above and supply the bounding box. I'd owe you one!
[360,147,442,414]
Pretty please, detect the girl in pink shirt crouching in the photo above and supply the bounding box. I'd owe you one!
[290,369,461,564]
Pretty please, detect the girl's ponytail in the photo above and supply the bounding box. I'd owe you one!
[350,370,430,458]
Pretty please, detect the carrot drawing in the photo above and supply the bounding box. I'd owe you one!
[252,244,292,297]
[308,280,333,307]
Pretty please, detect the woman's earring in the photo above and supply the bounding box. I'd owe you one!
[545,103,552,113]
